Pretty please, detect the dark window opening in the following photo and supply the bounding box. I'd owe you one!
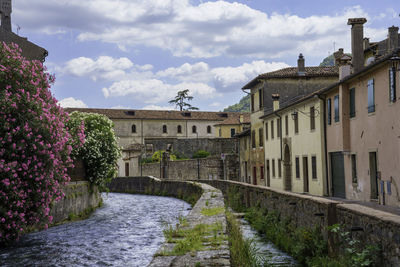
[265,122,268,140]
[294,113,299,134]
[278,159,282,177]
[272,159,275,178]
[192,125,197,133]
[351,154,357,184]
[310,106,315,130]
[327,98,332,125]
[251,130,256,148]
[258,88,263,109]
[163,125,167,133]
[312,156,317,179]
[334,95,339,122]
[251,93,255,112]
[131,124,136,133]
[231,128,236,137]
[285,115,289,136]
[350,88,356,118]
[125,162,129,177]
[177,125,182,134]
[271,120,274,139]
[259,128,263,146]
[295,157,300,178]
[207,125,212,134]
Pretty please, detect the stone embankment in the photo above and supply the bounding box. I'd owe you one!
[50,181,102,223]
[200,179,400,267]
[109,177,231,267]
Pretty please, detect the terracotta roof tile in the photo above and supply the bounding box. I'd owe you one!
[259,66,338,79]
[65,108,250,122]
[214,113,250,125]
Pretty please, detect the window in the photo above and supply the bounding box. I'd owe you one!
[251,130,256,148]
[265,122,268,141]
[219,128,222,137]
[334,95,339,122]
[266,160,270,183]
[260,166,264,180]
[367,79,375,113]
[192,125,197,133]
[278,159,282,177]
[251,93,255,112]
[389,67,396,102]
[349,88,356,118]
[277,118,281,138]
[258,89,263,109]
[131,124,136,133]
[295,157,300,178]
[125,162,129,177]
[162,125,167,133]
[207,125,212,134]
[310,106,315,130]
[327,98,332,125]
[231,128,236,137]
[311,156,317,179]
[177,125,182,134]
[272,159,275,177]
[285,115,289,136]
[259,128,263,146]
[351,154,357,184]
[294,113,299,134]
[271,120,274,139]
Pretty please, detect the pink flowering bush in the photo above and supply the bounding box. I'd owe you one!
[0,42,81,245]
[66,111,121,191]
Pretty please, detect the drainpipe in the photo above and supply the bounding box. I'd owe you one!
[317,94,330,196]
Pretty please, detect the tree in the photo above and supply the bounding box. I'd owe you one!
[0,43,82,244]
[66,112,121,191]
[223,94,250,112]
[169,89,199,111]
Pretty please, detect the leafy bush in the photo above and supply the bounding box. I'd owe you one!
[140,157,154,164]
[66,112,121,191]
[151,150,176,162]
[171,151,189,160]
[0,43,81,244]
[192,150,210,159]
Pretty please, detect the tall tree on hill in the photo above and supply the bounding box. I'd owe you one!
[169,89,199,111]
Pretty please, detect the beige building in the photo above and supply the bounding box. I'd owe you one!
[214,113,250,138]
[321,19,400,207]
[66,108,248,177]
[242,54,338,186]
[235,129,251,183]
[261,94,327,196]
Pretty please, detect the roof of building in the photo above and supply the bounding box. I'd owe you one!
[0,28,48,62]
[234,128,250,138]
[214,113,250,126]
[242,66,339,89]
[65,108,250,122]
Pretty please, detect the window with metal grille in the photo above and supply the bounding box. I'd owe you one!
[367,79,375,113]
[310,106,315,130]
[312,156,317,179]
[349,88,356,118]
[327,98,332,125]
[389,67,396,103]
[334,95,339,122]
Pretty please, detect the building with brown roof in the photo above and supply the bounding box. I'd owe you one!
[241,54,338,186]
[214,113,250,138]
[65,108,249,177]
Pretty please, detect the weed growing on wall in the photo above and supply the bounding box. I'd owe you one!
[66,112,121,191]
[0,43,82,245]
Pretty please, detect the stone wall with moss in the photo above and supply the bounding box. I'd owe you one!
[50,181,102,223]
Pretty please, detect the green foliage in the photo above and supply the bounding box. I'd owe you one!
[151,150,177,162]
[171,150,189,160]
[223,94,250,112]
[192,150,210,159]
[200,206,225,216]
[66,112,121,191]
[319,53,351,67]
[140,157,154,164]
[169,89,199,111]
[226,186,246,212]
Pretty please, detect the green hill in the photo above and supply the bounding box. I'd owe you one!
[223,94,250,112]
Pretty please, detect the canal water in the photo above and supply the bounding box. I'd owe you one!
[239,218,299,266]
[0,193,191,267]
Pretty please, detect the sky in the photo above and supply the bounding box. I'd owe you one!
[11,0,399,111]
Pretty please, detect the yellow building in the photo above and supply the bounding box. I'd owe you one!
[214,113,250,138]
[261,94,327,196]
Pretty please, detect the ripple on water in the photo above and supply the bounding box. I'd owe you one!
[0,193,190,267]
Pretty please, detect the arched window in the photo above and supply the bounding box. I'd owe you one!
[207,125,212,134]
[192,125,197,133]
[177,125,182,134]
[163,125,167,133]
[131,124,136,133]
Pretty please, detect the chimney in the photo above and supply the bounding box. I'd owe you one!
[363,38,370,50]
[348,18,367,73]
[333,48,344,66]
[0,0,12,32]
[239,115,243,123]
[297,53,305,75]
[388,26,399,52]
[272,94,280,111]
[334,49,352,80]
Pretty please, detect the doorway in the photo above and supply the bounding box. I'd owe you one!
[330,152,345,198]
[253,167,257,185]
[303,156,309,193]
[283,145,292,191]
[369,152,378,199]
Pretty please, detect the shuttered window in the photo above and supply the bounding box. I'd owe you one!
[350,88,356,118]
[367,79,375,113]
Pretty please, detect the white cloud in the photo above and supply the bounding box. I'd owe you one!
[58,97,88,108]
[13,1,383,59]
[142,105,176,110]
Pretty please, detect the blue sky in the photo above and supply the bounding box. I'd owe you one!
[12,0,399,111]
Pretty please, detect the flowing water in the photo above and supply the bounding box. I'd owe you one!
[239,218,299,266]
[0,193,191,267]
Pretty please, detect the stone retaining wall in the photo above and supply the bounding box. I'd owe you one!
[108,177,230,267]
[200,180,400,267]
[50,181,102,223]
